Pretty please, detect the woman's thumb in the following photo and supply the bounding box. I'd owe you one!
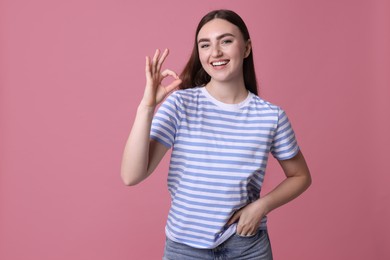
[227,210,241,225]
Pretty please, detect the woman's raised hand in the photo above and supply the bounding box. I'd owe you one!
[141,49,182,108]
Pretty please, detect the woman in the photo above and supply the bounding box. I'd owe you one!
[121,9,311,260]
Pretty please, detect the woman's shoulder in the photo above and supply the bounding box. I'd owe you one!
[168,86,203,101]
[163,87,203,107]
[174,86,203,95]
[251,94,282,113]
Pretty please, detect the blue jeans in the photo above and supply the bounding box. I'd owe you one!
[163,229,273,260]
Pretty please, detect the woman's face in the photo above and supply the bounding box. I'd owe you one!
[197,18,251,84]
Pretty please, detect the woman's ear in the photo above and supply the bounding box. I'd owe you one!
[244,39,252,58]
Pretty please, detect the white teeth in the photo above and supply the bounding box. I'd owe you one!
[212,61,228,66]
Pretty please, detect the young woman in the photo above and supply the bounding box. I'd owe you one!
[121,9,311,260]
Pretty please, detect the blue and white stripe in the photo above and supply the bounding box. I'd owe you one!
[150,87,299,249]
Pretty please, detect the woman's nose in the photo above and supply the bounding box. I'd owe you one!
[211,45,222,57]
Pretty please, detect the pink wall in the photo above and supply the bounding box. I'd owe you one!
[1,0,389,259]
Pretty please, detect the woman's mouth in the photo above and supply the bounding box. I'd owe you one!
[211,60,230,67]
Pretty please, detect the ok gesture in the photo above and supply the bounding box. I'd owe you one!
[141,49,182,108]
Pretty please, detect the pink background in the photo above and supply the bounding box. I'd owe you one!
[1,0,389,259]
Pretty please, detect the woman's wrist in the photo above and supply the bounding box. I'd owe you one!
[137,102,156,113]
[256,197,271,216]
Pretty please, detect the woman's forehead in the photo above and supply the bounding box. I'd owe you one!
[197,18,241,40]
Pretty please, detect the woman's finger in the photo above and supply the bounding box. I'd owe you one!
[236,221,244,235]
[160,69,181,94]
[165,78,182,94]
[156,48,169,73]
[161,69,180,79]
[152,49,160,74]
[237,219,254,236]
[145,56,152,81]
[237,221,252,236]
[227,210,241,226]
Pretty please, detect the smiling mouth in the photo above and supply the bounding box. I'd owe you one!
[211,60,229,67]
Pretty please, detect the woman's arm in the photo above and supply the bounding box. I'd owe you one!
[120,105,169,186]
[261,150,312,214]
[120,49,181,186]
[228,150,312,236]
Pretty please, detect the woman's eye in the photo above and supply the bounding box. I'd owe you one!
[200,44,209,49]
[222,39,232,44]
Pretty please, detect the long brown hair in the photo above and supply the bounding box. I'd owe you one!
[180,9,259,96]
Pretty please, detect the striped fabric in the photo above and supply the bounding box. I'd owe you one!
[150,87,299,249]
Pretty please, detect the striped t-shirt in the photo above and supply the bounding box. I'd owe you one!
[150,86,299,249]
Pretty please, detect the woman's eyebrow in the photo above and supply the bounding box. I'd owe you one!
[197,33,235,44]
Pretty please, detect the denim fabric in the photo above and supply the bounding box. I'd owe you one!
[163,229,273,260]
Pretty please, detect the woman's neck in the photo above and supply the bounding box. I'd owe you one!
[205,79,248,104]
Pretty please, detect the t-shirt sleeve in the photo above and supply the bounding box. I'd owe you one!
[150,92,182,148]
[270,108,300,160]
